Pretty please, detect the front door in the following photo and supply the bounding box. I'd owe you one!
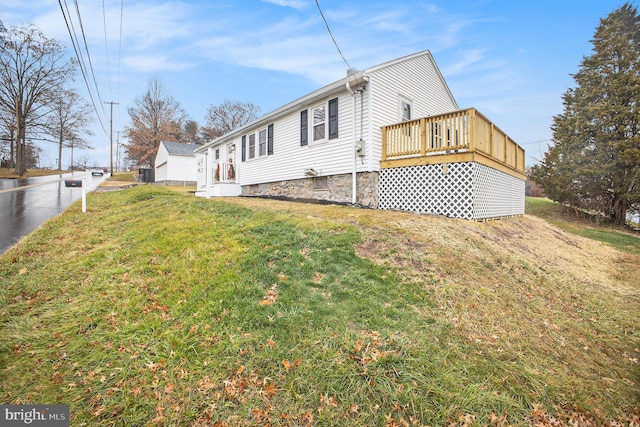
[227,143,237,182]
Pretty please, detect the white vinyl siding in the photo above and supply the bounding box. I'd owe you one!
[368,52,458,171]
[197,51,458,186]
[154,145,169,182]
[239,93,356,185]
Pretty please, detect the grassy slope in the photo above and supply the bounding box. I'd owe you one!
[526,197,640,254]
[0,186,638,426]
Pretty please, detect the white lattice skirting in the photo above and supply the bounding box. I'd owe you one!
[378,162,524,220]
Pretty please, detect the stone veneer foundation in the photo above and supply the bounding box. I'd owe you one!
[241,172,379,208]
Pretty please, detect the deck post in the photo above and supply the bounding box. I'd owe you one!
[469,109,476,153]
[420,118,427,157]
[381,126,387,161]
[490,123,495,157]
[504,135,508,164]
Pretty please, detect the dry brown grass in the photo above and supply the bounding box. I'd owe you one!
[224,197,637,295]
[223,197,640,418]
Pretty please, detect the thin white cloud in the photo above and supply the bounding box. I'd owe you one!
[260,0,307,9]
[443,49,486,75]
[119,2,195,50]
[122,54,192,72]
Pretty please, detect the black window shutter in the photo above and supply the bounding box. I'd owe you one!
[241,135,246,162]
[328,98,338,139]
[300,110,308,146]
[267,124,274,155]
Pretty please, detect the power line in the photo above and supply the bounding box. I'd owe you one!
[102,0,112,101]
[315,0,351,71]
[57,0,108,136]
[105,101,118,174]
[73,0,106,113]
[116,0,124,133]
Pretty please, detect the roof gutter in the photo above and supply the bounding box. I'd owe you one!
[194,71,368,153]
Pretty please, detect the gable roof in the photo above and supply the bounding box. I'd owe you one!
[195,50,456,153]
[161,141,198,156]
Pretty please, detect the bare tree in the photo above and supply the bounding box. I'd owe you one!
[43,88,94,170]
[201,99,261,141]
[0,107,15,168]
[124,78,186,166]
[0,23,76,175]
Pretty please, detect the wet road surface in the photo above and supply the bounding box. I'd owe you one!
[0,172,107,254]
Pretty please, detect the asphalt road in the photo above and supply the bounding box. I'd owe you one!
[0,172,107,254]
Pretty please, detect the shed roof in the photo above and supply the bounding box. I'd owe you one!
[161,141,198,156]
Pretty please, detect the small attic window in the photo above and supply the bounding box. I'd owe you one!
[399,96,413,122]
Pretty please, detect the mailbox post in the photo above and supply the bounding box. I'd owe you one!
[64,178,87,213]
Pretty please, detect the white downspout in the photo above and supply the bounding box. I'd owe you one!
[346,82,357,205]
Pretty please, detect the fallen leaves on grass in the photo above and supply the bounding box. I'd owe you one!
[348,330,397,374]
[317,393,338,413]
[281,358,301,372]
[258,284,278,306]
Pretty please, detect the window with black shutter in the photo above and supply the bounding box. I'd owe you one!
[300,109,308,146]
[267,124,274,155]
[241,135,246,162]
[249,134,256,159]
[258,129,267,156]
[328,98,338,139]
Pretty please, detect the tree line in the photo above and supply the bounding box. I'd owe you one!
[0,22,94,175]
[531,3,640,226]
[0,20,260,175]
[123,78,261,168]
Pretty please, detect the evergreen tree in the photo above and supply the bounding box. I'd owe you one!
[532,3,640,225]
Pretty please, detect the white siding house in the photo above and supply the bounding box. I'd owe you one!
[155,141,198,186]
[195,50,526,220]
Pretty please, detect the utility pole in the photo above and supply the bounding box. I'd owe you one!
[116,131,121,172]
[104,101,119,174]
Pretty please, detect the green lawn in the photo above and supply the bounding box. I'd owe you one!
[0,187,638,426]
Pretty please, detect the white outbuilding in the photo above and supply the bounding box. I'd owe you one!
[154,141,198,186]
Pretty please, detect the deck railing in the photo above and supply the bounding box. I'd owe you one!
[381,108,525,174]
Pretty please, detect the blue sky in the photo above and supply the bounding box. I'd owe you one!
[1,0,627,169]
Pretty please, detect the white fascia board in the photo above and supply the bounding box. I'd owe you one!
[195,71,367,153]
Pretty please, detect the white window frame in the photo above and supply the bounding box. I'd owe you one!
[399,96,413,122]
[258,128,267,157]
[248,133,256,159]
[301,98,338,146]
[312,104,326,142]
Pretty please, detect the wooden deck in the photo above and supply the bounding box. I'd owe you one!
[381,108,525,179]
